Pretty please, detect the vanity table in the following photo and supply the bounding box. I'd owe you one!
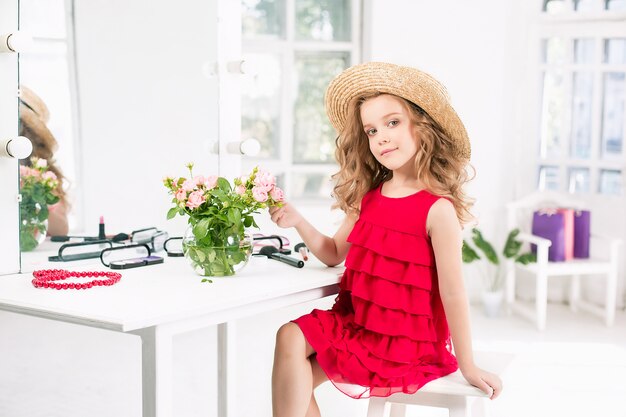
[0,256,341,417]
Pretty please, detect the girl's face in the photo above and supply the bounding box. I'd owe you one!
[360,94,419,176]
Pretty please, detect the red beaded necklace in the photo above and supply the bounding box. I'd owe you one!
[32,269,121,290]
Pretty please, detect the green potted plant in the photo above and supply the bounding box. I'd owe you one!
[164,164,284,280]
[462,228,536,317]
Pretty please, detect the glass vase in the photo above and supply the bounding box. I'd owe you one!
[20,217,48,252]
[183,226,252,277]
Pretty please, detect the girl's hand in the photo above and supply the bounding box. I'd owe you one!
[460,365,502,400]
[269,203,304,229]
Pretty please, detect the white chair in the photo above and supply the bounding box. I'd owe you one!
[505,191,622,330]
[366,351,513,417]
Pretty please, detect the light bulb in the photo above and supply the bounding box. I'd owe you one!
[0,31,33,53]
[1,136,33,159]
[225,138,261,156]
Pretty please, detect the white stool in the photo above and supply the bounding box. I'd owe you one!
[366,352,513,417]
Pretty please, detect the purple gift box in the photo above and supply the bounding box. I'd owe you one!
[531,210,565,262]
[574,210,591,258]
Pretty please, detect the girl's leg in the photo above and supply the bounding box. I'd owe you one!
[272,322,322,417]
[304,357,329,417]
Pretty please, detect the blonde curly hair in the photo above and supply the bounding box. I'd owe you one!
[332,92,475,225]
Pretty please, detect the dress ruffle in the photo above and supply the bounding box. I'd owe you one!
[292,187,458,399]
[340,269,432,315]
[345,245,433,290]
[347,219,435,266]
[294,309,458,399]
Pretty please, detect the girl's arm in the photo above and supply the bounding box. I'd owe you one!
[427,198,502,399]
[269,202,357,267]
[47,200,69,236]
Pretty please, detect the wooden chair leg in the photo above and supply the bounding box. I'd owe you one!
[535,273,548,331]
[389,403,406,417]
[569,274,580,312]
[448,396,471,417]
[366,397,387,417]
[605,268,617,326]
[470,397,490,417]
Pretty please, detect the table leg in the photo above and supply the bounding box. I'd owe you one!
[132,326,173,417]
[218,321,236,417]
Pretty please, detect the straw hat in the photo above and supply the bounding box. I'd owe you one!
[325,62,471,160]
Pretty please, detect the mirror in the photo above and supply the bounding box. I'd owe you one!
[18,0,222,271]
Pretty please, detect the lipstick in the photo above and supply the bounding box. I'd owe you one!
[294,242,309,261]
[99,216,106,239]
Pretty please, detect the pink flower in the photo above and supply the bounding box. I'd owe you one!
[43,171,57,181]
[35,158,48,168]
[254,170,275,192]
[239,175,248,185]
[270,186,284,202]
[193,175,205,186]
[204,175,218,189]
[182,179,196,192]
[186,190,205,209]
[175,188,186,202]
[235,185,246,195]
[252,186,268,203]
[20,166,39,177]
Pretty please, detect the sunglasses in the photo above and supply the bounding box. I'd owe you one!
[252,234,291,255]
[129,227,169,253]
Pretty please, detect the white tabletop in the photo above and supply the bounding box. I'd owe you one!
[0,255,342,332]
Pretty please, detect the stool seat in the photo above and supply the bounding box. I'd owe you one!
[366,351,513,417]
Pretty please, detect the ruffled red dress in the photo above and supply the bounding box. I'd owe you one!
[293,186,458,398]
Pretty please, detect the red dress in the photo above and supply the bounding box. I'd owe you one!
[293,186,458,398]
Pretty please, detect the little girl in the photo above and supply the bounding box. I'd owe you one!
[269,62,502,417]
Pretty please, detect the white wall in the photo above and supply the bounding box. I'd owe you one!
[364,0,527,299]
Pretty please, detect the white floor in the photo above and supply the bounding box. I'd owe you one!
[448,302,626,417]
[1,301,625,417]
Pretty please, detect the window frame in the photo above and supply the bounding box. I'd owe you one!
[534,1,626,197]
[241,0,362,204]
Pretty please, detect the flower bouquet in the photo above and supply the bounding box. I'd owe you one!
[164,164,284,279]
[20,157,60,251]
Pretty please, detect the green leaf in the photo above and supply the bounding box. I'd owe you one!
[462,240,481,263]
[471,228,499,265]
[167,207,179,220]
[20,229,38,251]
[503,228,523,259]
[232,208,241,226]
[217,177,231,192]
[194,248,206,262]
[516,252,537,265]
[37,206,49,222]
[193,218,210,239]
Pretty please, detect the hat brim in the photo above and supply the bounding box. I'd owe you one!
[325,62,470,160]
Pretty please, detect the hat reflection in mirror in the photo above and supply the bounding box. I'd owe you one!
[18,85,68,205]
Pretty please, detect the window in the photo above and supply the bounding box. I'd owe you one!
[536,1,626,196]
[241,0,361,202]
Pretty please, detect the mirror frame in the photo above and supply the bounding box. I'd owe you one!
[0,0,20,275]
